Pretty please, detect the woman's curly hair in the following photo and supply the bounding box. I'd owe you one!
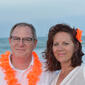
[43,24,84,71]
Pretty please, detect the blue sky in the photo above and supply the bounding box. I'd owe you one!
[0,0,85,38]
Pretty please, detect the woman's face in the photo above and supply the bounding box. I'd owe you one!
[52,32,75,64]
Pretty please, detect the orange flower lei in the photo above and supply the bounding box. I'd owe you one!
[0,51,42,85]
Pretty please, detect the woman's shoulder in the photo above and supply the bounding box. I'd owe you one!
[75,64,85,79]
[82,64,85,78]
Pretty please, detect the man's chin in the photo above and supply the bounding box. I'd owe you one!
[16,49,25,52]
[15,53,25,57]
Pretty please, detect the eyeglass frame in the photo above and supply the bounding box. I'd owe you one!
[10,36,35,44]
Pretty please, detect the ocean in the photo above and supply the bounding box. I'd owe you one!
[0,36,85,63]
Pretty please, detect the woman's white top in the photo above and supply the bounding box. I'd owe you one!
[51,65,85,85]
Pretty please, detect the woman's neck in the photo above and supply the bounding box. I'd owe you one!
[60,60,74,73]
[56,61,74,85]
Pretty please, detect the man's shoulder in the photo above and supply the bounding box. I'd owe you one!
[40,61,56,77]
[40,59,57,74]
[0,51,11,77]
[0,67,5,79]
[38,66,57,85]
[0,67,7,85]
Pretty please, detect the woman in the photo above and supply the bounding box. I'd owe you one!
[44,24,85,85]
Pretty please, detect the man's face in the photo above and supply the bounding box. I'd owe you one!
[9,26,37,58]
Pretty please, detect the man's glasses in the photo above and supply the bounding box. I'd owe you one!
[10,36,34,44]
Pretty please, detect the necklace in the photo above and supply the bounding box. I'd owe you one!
[0,51,42,85]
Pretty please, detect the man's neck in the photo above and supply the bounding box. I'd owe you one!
[11,55,32,70]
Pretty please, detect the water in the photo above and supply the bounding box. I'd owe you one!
[0,36,85,63]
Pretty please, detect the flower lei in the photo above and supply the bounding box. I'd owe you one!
[0,51,42,85]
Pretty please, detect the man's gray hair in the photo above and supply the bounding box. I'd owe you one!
[10,22,37,40]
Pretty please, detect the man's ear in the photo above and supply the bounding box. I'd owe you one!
[34,40,37,49]
[8,38,11,44]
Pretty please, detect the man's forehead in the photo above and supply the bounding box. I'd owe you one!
[11,26,33,36]
[15,25,32,30]
[13,26,32,32]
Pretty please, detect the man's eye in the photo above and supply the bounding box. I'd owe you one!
[24,38,32,41]
[13,37,20,40]
[27,38,32,41]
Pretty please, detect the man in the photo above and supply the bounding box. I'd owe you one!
[0,23,56,85]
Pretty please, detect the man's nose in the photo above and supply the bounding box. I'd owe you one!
[19,39,24,46]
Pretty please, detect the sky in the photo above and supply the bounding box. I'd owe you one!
[0,0,85,38]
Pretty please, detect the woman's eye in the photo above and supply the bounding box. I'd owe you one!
[63,42,69,45]
[53,43,58,46]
